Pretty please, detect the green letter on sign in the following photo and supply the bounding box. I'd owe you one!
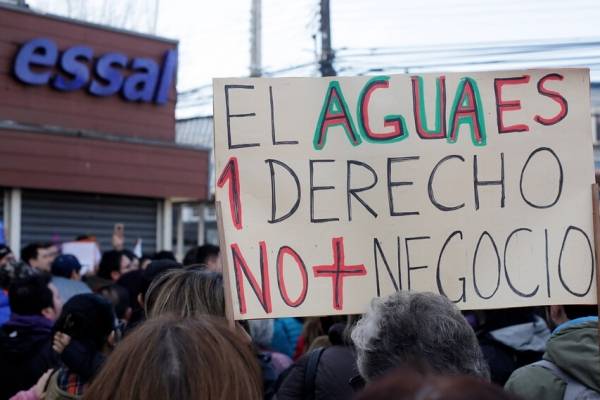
[313,81,361,150]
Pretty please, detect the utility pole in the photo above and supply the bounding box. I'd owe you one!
[152,0,160,35]
[250,0,262,77]
[319,0,335,76]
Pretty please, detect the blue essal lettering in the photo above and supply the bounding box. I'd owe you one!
[154,49,177,105]
[89,52,127,96]
[122,58,159,102]
[13,38,58,85]
[52,45,93,91]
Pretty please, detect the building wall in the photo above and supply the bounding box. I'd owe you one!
[0,5,175,140]
[0,129,208,199]
[0,5,209,200]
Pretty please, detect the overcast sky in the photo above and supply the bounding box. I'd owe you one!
[27,0,600,97]
[157,0,600,91]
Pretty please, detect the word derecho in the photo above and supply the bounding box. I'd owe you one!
[214,69,596,320]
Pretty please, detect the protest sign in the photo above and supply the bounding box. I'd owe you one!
[61,241,100,275]
[213,69,596,320]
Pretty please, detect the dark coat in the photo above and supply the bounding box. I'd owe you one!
[275,345,358,400]
[0,314,60,399]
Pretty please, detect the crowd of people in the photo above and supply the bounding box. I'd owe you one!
[0,238,597,399]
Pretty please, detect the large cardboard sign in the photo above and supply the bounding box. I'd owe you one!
[213,69,596,320]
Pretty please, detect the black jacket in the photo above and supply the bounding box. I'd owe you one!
[0,314,60,399]
[275,345,357,400]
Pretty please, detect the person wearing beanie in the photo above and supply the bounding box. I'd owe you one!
[50,255,91,303]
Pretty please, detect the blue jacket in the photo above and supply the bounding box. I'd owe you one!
[0,290,9,326]
[271,318,303,358]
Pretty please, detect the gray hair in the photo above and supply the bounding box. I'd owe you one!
[351,291,490,382]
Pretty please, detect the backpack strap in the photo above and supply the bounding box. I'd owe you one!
[533,360,594,400]
[304,347,326,400]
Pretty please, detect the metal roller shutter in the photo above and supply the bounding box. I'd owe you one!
[21,189,158,253]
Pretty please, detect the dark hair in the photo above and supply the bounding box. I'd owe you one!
[122,249,137,262]
[183,244,220,266]
[152,250,176,261]
[9,274,54,315]
[354,369,518,400]
[0,244,12,258]
[116,270,143,304]
[98,250,125,280]
[99,284,130,320]
[139,259,181,302]
[20,242,52,264]
[84,316,262,400]
[54,294,115,350]
[564,305,597,320]
[145,268,224,319]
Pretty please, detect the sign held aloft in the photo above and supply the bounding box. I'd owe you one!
[213,69,596,320]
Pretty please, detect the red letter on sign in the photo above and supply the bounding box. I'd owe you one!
[313,81,361,150]
[313,237,367,310]
[276,246,309,307]
[217,157,242,230]
[231,242,272,315]
[534,73,568,126]
[494,75,530,133]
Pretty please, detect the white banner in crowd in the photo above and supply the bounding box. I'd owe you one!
[213,69,596,320]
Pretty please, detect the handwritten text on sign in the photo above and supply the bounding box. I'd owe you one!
[214,69,595,320]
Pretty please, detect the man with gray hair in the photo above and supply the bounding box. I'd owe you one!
[351,291,490,382]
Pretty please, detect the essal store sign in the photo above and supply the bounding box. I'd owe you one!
[13,38,177,105]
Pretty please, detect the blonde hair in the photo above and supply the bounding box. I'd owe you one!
[145,267,225,319]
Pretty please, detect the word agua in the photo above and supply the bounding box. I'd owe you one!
[223,74,568,150]
[314,74,567,148]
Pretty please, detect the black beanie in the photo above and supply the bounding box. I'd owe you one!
[54,293,115,350]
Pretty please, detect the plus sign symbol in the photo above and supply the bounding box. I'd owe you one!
[312,237,367,310]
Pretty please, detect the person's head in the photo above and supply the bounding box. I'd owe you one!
[152,250,176,262]
[138,259,182,307]
[99,284,131,322]
[354,368,517,400]
[115,270,142,308]
[21,242,55,272]
[83,316,262,400]
[145,268,224,319]
[51,254,83,280]
[0,260,35,290]
[0,245,15,268]
[247,319,274,349]
[351,291,489,382]
[9,274,62,320]
[98,250,134,282]
[546,304,598,330]
[54,294,116,352]
[183,244,221,271]
[139,255,152,270]
[122,250,140,271]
